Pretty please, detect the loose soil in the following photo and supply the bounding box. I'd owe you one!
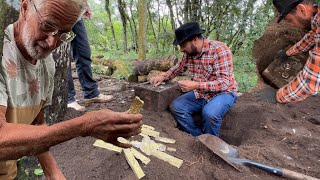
[50,76,320,180]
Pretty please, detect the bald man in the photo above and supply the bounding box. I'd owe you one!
[0,0,142,179]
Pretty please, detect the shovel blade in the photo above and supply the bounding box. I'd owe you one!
[198,134,241,171]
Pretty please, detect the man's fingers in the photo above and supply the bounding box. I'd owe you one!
[111,122,143,134]
[111,141,132,148]
[106,137,132,148]
[117,128,142,138]
[113,113,143,124]
[154,81,161,87]
[108,129,142,141]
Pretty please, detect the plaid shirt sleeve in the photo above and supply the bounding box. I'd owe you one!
[198,44,233,92]
[163,54,188,81]
[277,14,320,103]
[286,30,315,56]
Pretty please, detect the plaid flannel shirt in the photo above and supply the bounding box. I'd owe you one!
[163,39,238,101]
[280,8,320,103]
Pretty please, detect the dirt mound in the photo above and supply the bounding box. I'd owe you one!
[51,78,320,180]
[252,17,309,87]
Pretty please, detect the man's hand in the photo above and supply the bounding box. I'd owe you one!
[150,75,165,87]
[276,50,289,64]
[44,169,66,180]
[37,152,66,180]
[255,87,278,104]
[82,110,143,148]
[178,80,199,92]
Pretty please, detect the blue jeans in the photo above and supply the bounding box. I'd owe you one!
[170,91,237,136]
[68,19,100,103]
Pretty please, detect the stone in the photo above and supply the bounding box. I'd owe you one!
[134,82,182,112]
[262,56,304,88]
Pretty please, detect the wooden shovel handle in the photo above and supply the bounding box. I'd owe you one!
[283,169,319,180]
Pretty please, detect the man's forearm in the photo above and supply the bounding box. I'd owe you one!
[286,31,315,56]
[199,79,229,92]
[0,116,86,160]
[163,58,187,81]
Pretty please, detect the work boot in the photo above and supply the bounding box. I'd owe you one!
[67,101,86,112]
[84,94,113,104]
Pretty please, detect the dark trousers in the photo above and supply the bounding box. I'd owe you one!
[68,19,99,103]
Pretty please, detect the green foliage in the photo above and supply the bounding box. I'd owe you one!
[34,169,44,176]
[92,64,113,76]
[85,0,273,56]
[111,59,134,80]
[233,54,257,92]
[16,157,43,180]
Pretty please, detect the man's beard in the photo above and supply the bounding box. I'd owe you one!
[187,44,198,57]
[21,25,51,60]
[297,16,312,31]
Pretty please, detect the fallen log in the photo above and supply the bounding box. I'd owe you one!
[132,55,178,76]
[92,55,178,82]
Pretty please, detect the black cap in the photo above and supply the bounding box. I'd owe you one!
[273,0,304,23]
[173,22,205,46]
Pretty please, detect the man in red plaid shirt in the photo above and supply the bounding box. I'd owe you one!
[150,22,238,136]
[257,0,320,103]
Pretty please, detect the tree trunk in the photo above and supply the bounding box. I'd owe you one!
[174,0,182,26]
[165,0,176,31]
[191,0,200,22]
[147,2,159,52]
[138,0,148,60]
[129,0,138,51]
[45,44,70,125]
[105,0,119,50]
[120,1,135,52]
[183,0,190,23]
[0,0,19,54]
[157,0,162,53]
[127,17,135,51]
[161,17,168,49]
[118,0,128,53]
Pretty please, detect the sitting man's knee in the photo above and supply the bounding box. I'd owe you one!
[202,108,222,121]
[170,99,182,112]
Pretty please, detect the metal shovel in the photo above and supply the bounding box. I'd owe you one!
[198,134,319,180]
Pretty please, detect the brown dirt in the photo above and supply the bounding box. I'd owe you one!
[50,76,320,180]
[253,17,309,88]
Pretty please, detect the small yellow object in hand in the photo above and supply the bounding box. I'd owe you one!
[128,96,144,114]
